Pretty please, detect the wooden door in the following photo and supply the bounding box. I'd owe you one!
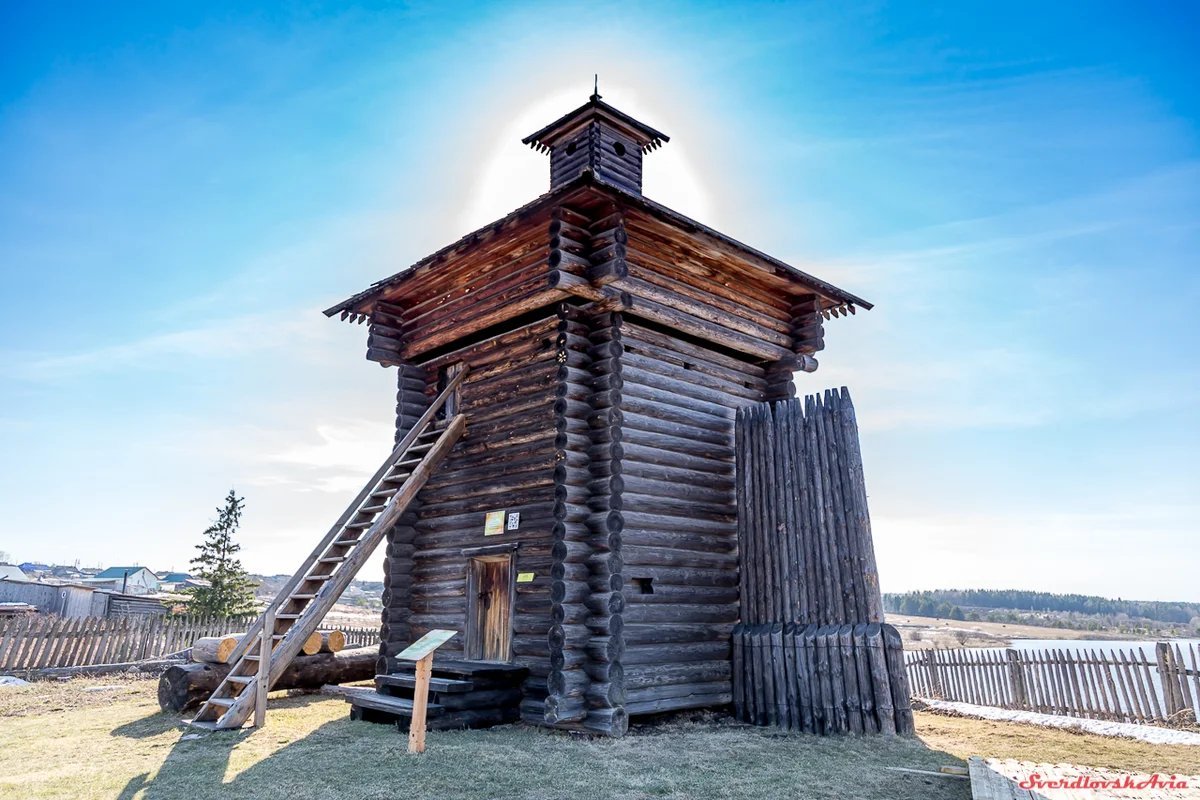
[467,555,513,662]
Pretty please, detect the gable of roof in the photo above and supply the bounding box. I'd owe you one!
[324,172,870,321]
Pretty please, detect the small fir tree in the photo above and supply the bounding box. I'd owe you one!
[188,489,258,617]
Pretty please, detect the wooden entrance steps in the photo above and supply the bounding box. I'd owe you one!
[348,659,528,732]
[377,674,474,693]
[345,690,445,719]
[187,368,470,731]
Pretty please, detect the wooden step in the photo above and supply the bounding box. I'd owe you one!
[317,556,346,564]
[186,719,221,730]
[289,594,315,601]
[360,504,387,515]
[383,472,411,484]
[376,674,474,693]
[227,676,254,685]
[208,697,236,708]
[344,689,444,717]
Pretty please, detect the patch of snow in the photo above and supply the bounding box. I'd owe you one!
[0,676,29,687]
[924,699,1200,746]
[82,684,124,693]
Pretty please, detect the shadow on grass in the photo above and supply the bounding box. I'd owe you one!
[106,702,975,800]
[111,711,184,739]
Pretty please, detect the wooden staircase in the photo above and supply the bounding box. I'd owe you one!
[188,368,469,730]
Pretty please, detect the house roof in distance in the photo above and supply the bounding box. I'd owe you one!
[94,566,156,580]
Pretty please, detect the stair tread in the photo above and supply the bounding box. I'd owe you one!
[186,719,222,730]
[207,697,236,707]
[227,675,254,685]
[376,674,474,693]
[344,688,444,717]
[390,658,530,679]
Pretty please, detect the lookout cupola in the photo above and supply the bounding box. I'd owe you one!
[522,88,669,196]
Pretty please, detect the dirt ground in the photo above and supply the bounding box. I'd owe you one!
[0,675,1196,800]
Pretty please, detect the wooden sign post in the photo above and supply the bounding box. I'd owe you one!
[396,629,456,754]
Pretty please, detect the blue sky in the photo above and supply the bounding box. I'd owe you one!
[1,2,1196,600]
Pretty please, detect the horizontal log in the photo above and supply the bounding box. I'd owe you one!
[158,646,378,713]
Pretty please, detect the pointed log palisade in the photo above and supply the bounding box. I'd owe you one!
[193,91,899,736]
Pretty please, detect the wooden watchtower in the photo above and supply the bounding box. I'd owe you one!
[317,92,877,737]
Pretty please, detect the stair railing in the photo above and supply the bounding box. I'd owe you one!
[223,364,470,667]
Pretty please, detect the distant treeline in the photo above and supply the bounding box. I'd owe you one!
[883,589,1199,624]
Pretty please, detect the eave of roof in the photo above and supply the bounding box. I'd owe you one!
[323,172,872,318]
[522,96,670,152]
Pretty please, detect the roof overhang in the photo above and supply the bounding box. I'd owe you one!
[522,96,670,154]
[324,172,871,320]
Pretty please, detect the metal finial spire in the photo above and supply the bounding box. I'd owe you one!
[591,74,601,101]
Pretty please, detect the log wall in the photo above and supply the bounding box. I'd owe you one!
[617,319,769,717]
[380,315,562,698]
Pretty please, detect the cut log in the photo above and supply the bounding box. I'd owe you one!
[191,635,240,664]
[319,630,346,653]
[191,630,321,663]
[158,646,378,713]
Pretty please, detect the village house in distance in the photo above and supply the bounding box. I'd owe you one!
[189,91,911,738]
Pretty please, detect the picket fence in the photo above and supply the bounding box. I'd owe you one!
[0,615,384,674]
[905,643,1200,726]
[0,614,253,672]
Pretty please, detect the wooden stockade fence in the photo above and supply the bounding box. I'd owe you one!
[905,643,1200,727]
[733,392,913,735]
[736,390,882,627]
[734,622,913,735]
[0,614,253,674]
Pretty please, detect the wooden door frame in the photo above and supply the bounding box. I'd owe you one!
[462,542,517,662]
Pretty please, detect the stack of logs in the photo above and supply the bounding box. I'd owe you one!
[190,629,346,664]
[733,390,913,735]
[158,629,370,713]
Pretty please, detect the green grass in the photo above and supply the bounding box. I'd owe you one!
[0,676,1193,799]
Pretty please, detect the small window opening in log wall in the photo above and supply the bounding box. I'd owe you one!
[633,577,654,595]
[614,142,627,157]
[566,142,577,155]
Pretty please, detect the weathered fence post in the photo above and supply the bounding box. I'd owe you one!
[1156,642,1184,721]
[925,649,942,699]
[1006,649,1026,710]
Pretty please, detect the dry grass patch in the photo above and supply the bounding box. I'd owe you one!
[2,677,1196,800]
[915,710,1200,774]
